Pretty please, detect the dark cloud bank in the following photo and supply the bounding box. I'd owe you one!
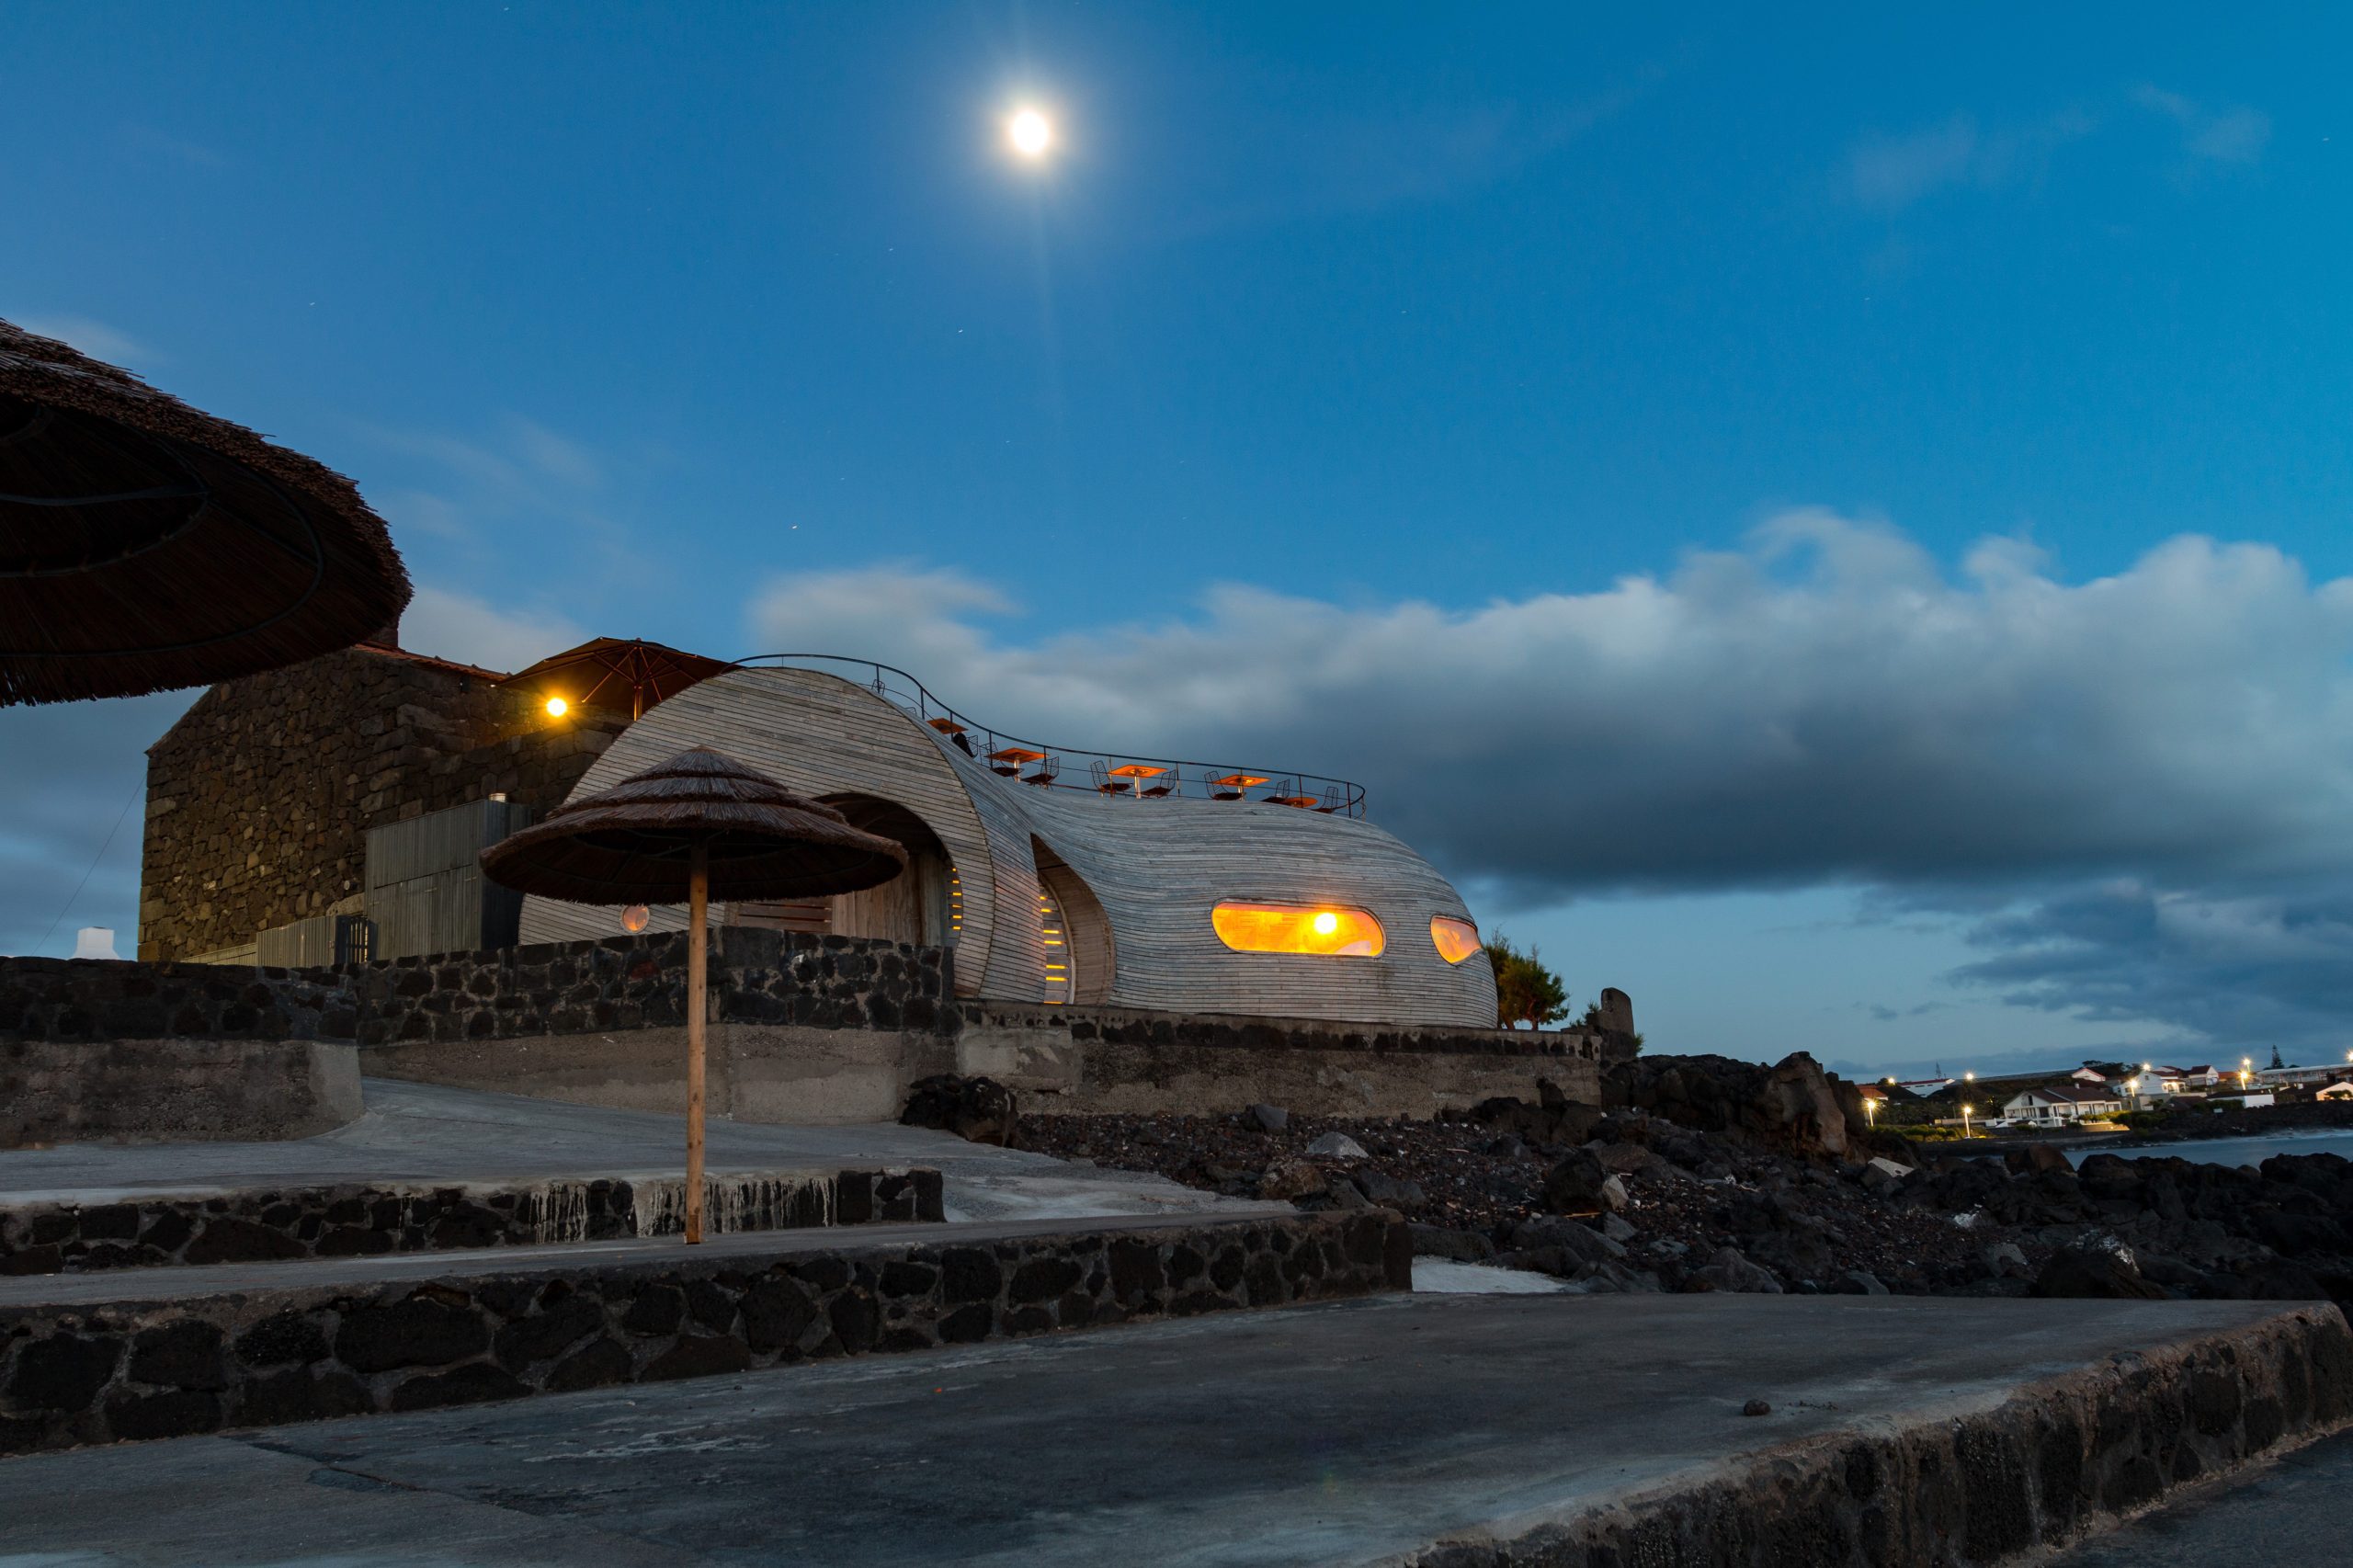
[751,513,2353,1056]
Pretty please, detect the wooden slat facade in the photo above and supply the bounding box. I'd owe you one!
[519,667,1498,1028]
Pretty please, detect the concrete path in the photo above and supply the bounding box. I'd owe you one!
[2046,1426,2353,1566]
[0,1293,2312,1566]
[0,1079,1273,1224]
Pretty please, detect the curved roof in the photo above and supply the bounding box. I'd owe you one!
[520,666,1497,1028]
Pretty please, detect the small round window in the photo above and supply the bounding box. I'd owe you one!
[1430,915,1481,964]
[1212,902,1384,957]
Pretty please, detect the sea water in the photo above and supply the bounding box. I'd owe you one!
[2070,1129,2353,1169]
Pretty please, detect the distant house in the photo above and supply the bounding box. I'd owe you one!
[2001,1086,2125,1126]
[2070,1066,2110,1085]
[2256,1063,2347,1091]
[2316,1083,2353,1102]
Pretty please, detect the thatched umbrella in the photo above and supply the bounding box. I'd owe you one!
[500,636,731,721]
[0,316,410,706]
[480,747,907,1242]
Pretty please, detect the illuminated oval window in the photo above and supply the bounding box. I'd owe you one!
[1430,915,1481,964]
[1211,902,1384,958]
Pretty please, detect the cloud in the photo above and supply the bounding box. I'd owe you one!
[752,515,2353,897]
[1844,110,2096,211]
[1847,117,1983,210]
[742,516,2353,1051]
[1845,87,2266,214]
[356,415,656,614]
[12,314,157,367]
[363,415,605,518]
[746,564,1016,674]
[2134,85,2270,166]
[400,585,587,675]
[1164,70,1665,237]
[1947,880,2353,1052]
[118,124,228,170]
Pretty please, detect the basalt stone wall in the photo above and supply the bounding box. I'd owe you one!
[0,957,356,1044]
[0,1169,944,1278]
[0,1210,1409,1454]
[344,927,956,1046]
[957,1003,1604,1118]
[139,642,627,962]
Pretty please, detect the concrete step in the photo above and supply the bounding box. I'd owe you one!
[0,1207,1410,1455]
[0,1166,945,1277]
[0,1292,2343,1565]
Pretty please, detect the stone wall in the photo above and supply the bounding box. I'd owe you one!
[139,642,626,961]
[0,956,357,1043]
[357,947,1604,1125]
[346,927,955,1047]
[0,1169,943,1277]
[0,1210,1409,1453]
[954,1003,1604,1118]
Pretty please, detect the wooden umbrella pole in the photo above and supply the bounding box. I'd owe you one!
[686,838,709,1244]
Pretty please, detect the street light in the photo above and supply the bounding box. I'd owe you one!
[1961,1102,1974,1138]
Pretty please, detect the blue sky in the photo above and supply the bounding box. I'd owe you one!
[6,3,2352,1078]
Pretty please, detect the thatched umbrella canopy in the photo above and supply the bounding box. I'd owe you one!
[481,746,908,903]
[499,636,731,722]
[481,747,907,1242]
[0,317,411,707]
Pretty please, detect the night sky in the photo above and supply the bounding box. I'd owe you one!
[6,3,2350,1079]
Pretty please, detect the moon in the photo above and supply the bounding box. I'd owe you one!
[1007,108,1052,159]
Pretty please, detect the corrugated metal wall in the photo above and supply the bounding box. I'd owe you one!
[366,799,534,960]
[255,915,341,968]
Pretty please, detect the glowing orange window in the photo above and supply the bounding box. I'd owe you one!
[1211,902,1384,957]
[1429,915,1481,964]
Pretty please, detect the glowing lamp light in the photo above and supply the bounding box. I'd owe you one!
[1312,911,1339,937]
[1007,108,1052,158]
[620,904,651,934]
[545,697,569,717]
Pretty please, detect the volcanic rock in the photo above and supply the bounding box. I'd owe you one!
[899,1074,1017,1146]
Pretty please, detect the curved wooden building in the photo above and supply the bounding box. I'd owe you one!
[518,664,1498,1028]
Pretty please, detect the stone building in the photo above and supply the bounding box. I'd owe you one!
[137,640,1501,1030]
[137,628,625,961]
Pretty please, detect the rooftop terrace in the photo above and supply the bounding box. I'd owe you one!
[740,653,1369,818]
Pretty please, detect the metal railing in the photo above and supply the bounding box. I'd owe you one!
[733,653,1368,818]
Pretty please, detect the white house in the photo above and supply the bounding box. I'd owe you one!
[2001,1086,2125,1126]
[2256,1063,2348,1091]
